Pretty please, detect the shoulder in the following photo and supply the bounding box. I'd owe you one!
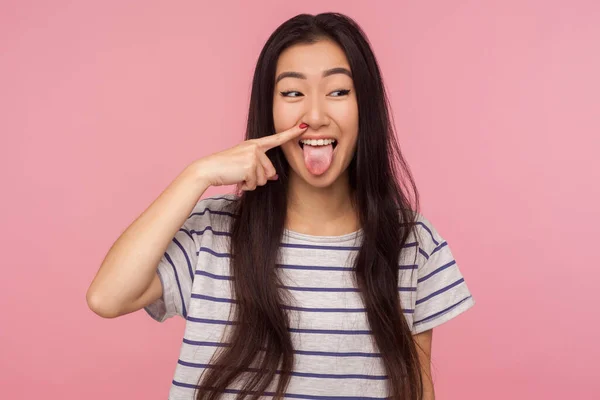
[411,212,448,257]
[407,212,475,333]
[398,210,451,268]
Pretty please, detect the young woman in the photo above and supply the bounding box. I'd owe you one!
[87,12,475,400]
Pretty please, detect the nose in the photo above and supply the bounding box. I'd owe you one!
[301,95,329,130]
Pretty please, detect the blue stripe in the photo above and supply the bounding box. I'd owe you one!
[415,221,439,246]
[294,349,381,358]
[179,228,194,241]
[399,286,417,292]
[195,270,232,280]
[177,360,387,380]
[187,316,236,325]
[284,305,414,314]
[190,294,414,314]
[280,264,417,271]
[281,286,415,293]
[172,236,194,281]
[277,264,354,271]
[418,260,456,283]
[281,286,359,292]
[288,327,371,335]
[182,338,382,358]
[418,248,429,260]
[182,338,228,347]
[188,209,237,219]
[283,305,367,313]
[165,252,187,319]
[191,293,235,303]
[189,225,231,236]
[281,241,421,252]
[399,264,418,270]
[416,278,465,305]
[195,270,417,286]
[187,317,372,334]
[430,241,447,256]
[414,295,472,325]
[195,259,417,271]
[197,247,230,257]
[172,382,386,400]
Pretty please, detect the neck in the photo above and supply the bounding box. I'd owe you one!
[285,170,360,236]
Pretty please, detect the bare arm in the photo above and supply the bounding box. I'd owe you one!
[86,161,210,318]
[86,123,308,319]
[414,329,435,400]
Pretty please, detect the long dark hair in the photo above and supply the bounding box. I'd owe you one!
[195,12,423,400]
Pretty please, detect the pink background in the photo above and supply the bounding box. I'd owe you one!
[1,1,598,399]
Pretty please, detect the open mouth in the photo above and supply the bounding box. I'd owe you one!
[298,139,337,150]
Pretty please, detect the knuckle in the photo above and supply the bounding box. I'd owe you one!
[248,141,260,151]
[244,158,255,171]
[246,150,258,162]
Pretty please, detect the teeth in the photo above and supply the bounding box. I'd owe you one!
[300,139,336,146]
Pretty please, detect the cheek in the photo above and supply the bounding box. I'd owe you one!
[331,100,358,129]
[279,141,298,166]
[272,100,282,128]
[272,98,294,132]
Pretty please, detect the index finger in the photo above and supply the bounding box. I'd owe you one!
[257,123,308,151]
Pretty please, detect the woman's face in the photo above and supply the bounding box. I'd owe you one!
[273,39,359,188]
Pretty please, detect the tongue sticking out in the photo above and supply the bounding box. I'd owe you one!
[302,144,334,175]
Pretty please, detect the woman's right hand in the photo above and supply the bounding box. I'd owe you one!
[87,123,312,319]
[195,123,308,191]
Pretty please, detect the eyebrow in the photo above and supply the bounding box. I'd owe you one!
[275,67,352,84]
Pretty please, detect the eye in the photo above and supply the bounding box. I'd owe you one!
[330,89,351,97]
[280,91,303,98]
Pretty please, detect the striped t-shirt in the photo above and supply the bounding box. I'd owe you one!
[144,194,475,400]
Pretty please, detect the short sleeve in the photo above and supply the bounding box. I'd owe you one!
[411,216,475,334]
[143,203,207,322]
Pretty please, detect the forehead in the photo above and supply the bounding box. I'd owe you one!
[275,40,351,77]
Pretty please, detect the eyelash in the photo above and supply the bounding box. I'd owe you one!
[279,89,351,98]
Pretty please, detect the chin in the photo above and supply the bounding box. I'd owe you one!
[288,163,349,189]
[303,172,339,188]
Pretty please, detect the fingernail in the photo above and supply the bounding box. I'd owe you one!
[299,123,308,129]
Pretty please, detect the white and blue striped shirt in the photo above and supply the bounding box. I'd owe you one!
[144,194,475,399]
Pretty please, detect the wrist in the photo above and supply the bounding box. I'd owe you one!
[181,160,212,193]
